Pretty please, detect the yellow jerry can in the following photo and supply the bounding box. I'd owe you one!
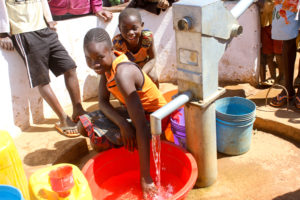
[0,130,30,200]
[29,163,92,200]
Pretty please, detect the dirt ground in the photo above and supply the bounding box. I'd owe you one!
[15,83,300,200]
[186,131,300,200]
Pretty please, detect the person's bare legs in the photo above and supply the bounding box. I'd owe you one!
[266,54,277,80]
[38,84,78,135]
[260,53,267,84]
[64,68,86,121]
[275,54,284,85]
[270,38,296,107]
[280,38,296,96]
[293,58,300,87]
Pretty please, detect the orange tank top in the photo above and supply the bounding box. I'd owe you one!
[105,51,167,113]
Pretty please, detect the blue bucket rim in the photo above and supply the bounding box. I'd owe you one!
[0,185,23,200]
[216,112,256,122]
[216,117,256,127]
[215,97,256,119]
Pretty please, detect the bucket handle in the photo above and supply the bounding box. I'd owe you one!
[265,84,289,111]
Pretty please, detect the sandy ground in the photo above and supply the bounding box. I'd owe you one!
[14,83,300,200]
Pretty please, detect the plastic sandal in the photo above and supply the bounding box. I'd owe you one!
[270,94,293,107]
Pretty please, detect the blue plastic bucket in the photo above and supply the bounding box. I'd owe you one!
[0,185,24,200]
[215,97,256,155]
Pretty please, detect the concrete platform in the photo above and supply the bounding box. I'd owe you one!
[221,83,300,143]
[13,83,300,199]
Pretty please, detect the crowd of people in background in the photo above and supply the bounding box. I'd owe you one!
[259,0,300,108]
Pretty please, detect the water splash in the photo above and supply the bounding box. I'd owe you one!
[152,135,161,189]
[150,135,175,200]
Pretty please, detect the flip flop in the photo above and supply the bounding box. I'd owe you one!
[55,122,80,138]
[270,93,293,107]
[260,79,274,86]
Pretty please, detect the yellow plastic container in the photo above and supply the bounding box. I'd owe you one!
[0,130,30,200]
[29,163,92,200]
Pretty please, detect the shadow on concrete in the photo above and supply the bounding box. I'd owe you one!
[24,126,55,133]
[274,108,300,123]
[34,118,59,125]
[219,88,246,99]
[24,138,88,166]
[217,152,230,159]
[23,118,58,132]
[273,188,300,200]
[250,97,300,124]
[250,98,266,107]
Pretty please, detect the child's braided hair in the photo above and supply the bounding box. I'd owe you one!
[84,28,112,48]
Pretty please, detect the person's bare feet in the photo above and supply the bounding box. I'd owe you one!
[55,116,80,137]
[72,105,87,122]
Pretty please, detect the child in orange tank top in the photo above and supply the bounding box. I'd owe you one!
[78,27,173,198]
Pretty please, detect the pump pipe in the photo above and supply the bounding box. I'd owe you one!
[230,0,254,19]
[150,91,193,136]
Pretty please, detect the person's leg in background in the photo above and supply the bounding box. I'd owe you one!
[260,53,267,84]
[282,38,297,97]
[270,38,297,107]
[38,83,79,136]
[273,39,284,85]
[293,33,300,88]
[64,68,86,121]
[47,28,86,123]
[261,25,276,85]
[270,3,299,107]
[12,31,80,137]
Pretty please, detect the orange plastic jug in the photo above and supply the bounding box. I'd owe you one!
[0,131,30,200]
[29,163,92,200]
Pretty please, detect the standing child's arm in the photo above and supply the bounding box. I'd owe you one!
[0,0,9,34]
[0,1,13,51]
[41,0,57,31]
[98,74,136,151]
[92,0,113,22]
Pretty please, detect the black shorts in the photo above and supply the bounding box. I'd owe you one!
[12,28,76,88]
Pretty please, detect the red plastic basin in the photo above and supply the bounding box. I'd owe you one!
[82,141,197,200]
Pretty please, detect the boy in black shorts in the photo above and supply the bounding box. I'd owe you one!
[0,0,85,137]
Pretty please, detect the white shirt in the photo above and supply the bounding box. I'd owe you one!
[0,0,53,35]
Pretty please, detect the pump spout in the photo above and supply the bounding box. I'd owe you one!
[150,91,193,136]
